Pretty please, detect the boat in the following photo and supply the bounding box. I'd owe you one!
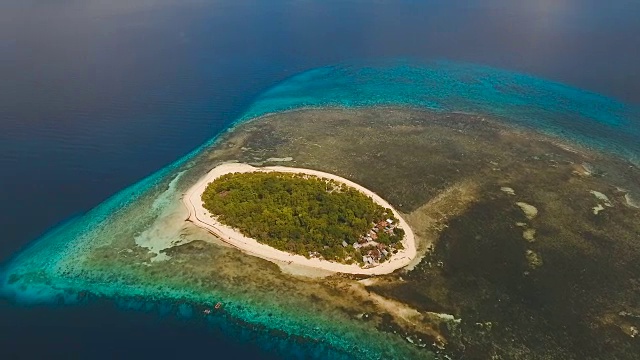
[215,302,222,309]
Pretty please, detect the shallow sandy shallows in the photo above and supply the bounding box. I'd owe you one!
[183,163,417,275]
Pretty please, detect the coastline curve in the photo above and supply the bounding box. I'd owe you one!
[183,163,417,275]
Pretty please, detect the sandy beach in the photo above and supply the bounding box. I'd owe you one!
[183,163,417,275]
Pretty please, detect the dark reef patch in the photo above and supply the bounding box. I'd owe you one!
[219,107,640,358]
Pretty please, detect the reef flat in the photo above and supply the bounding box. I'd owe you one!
[2,62,640,359]
[227,107,640,357]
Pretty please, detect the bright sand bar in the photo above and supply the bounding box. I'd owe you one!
[183,163,417,275]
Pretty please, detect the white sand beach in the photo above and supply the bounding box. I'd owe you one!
[183,163,417,275]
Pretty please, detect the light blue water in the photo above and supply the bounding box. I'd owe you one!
[242,61,640,164]
[2,60,639,359]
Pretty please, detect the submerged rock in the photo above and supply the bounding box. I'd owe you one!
[516,202,538,220]
[590,190,613,207]
[522,228,536,242]
[581,162,595,175]
[625,193,640,209]
[500,187,516,196]
[526,250,543,269]
[592,204,606,215]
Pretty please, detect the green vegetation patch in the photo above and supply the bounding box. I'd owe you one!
[201,171,404,264]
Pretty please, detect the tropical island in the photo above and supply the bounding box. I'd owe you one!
[3,105,640,359]
[183,163,417,274]
[3,55,640,358]
[201,171,405,265]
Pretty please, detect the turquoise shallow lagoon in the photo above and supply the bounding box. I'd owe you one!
[2,61,639,358]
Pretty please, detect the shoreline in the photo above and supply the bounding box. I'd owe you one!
[183,163,417,275]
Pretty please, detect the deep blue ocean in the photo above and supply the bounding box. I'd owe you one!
[1,0,640,358]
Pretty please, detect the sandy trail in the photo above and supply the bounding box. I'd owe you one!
[183,163,417,275]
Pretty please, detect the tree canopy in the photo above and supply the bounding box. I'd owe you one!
[201,171,404,264]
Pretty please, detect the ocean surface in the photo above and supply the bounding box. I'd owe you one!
[1,0,640,358]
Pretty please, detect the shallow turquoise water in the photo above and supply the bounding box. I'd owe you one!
[243,61,640,164]
[2,60,639,358]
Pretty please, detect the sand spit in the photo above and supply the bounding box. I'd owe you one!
[183,163,417,275]
[135,171,189,262]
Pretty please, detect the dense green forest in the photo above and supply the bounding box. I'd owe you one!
[201,171,404,263]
